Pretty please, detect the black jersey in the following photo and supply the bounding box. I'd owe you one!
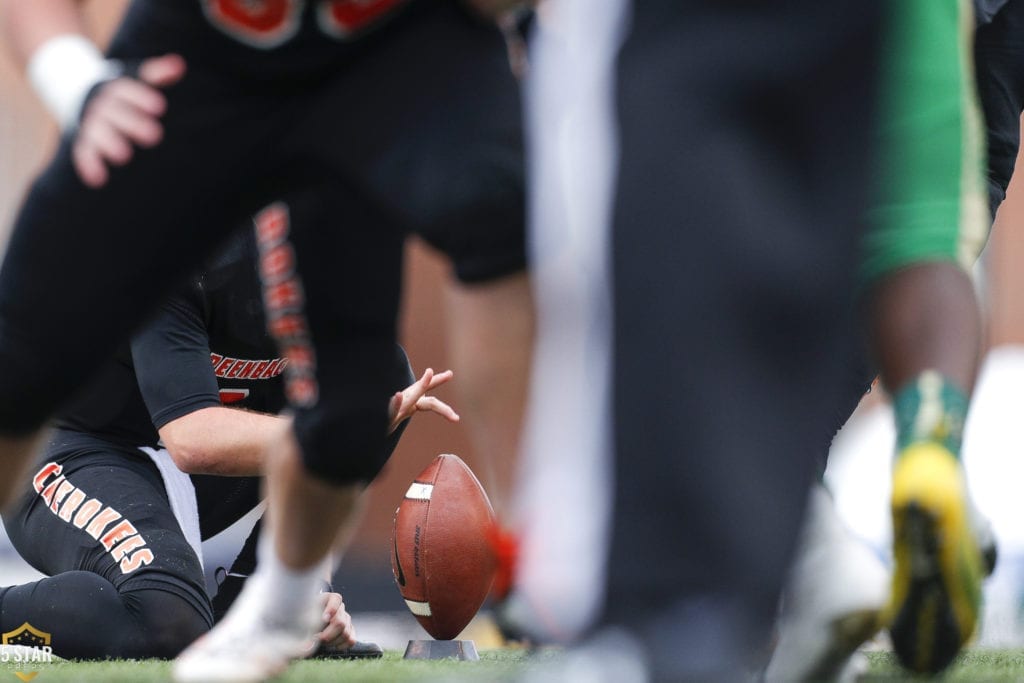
[56,231,285,449]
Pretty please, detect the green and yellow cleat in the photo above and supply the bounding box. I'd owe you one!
[885,442,984,674]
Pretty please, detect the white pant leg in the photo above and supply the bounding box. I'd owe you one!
[511,0,629,642]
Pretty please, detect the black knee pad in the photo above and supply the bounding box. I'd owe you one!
[293,343,415,486]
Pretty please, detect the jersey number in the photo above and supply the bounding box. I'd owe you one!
[202,0,406,48]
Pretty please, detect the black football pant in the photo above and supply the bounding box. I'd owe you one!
[1,435,212,659]
[601,1,882,679]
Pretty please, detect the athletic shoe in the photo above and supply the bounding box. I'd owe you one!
[885,441,984,674]
[764,483,887,682]
[313,639,384,659]
[172,572,320,683]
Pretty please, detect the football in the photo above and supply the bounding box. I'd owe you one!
[391,453,497,640]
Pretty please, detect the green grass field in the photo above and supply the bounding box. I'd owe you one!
[863,650,1024,681]
[0,650,529,683]
[4,649,1024,682]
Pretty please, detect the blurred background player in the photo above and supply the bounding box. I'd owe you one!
[0,1,533,680]
[867,0,989,665]
[499,0,884,680]
[476,0,996,678]
[0,224,457,659]
[770,0,1019,678]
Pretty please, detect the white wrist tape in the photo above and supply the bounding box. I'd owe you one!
[27,34,122,131]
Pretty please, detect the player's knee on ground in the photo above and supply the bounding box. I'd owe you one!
[0,572,209,659]
[121,588,212,658]
[0,571,129,659]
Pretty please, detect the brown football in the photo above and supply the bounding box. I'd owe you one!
[391,453,497,640]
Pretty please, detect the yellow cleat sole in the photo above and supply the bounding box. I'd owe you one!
[885,442,983,674]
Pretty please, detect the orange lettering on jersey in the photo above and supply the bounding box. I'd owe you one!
[72,499,103,529]
[319,0,404,38]
[254,201,319,408]
[85,508,122,540]
[35,477,154,575]
[265,280,303,311]
[202,0,302,48]
[39,475,66,507]
[120,548,155,574]
[287,377,319,406]
[284,345,315,371]
[268,315,305,339]
[56,488,86,522]
[210,353,224,368]
[110,534,147,562]
[32,462,62,493]
[100,520,138,551]
[260,243,295,283]
[255,203,289,246]
[49,480,75,514]
[209,0,292,32]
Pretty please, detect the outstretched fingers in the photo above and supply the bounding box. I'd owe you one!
[415,395,460,423]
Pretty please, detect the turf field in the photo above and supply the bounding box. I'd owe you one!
[864,650,1024,680]
[4,649,1024,682]
[0,650,530,683]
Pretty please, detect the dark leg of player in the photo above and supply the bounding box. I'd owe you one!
[0,576,208,659]
[263,342,417,568]
[264,442,363,571]
[601,2,882,679]
[178,6,526,677]
[283,0,529,524]
[175,185,411,683]
[870,266,986,674]
[867,263,980,398]
[866,263,980,467]
[249,182,405,570]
